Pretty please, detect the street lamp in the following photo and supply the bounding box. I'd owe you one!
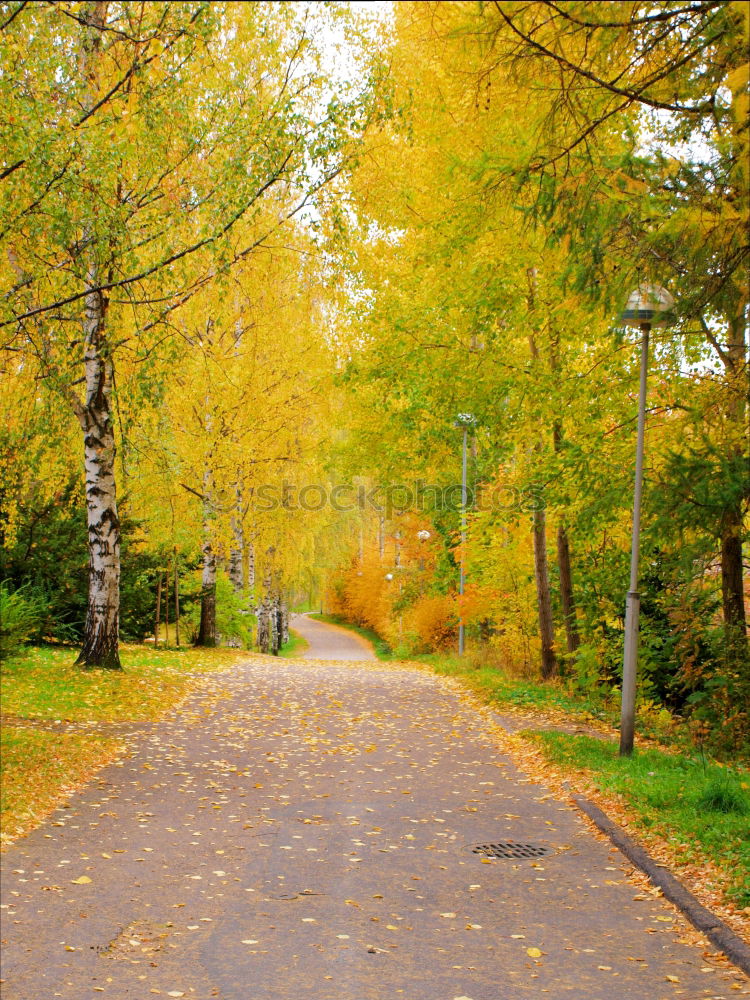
[618,284,675,757]
[416,528,431,583]
[454,413,476,655]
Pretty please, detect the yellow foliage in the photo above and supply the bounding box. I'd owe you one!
[408,594,457,653]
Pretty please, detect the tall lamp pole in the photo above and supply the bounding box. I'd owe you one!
[619,284,675,756]
[454,413,476,655]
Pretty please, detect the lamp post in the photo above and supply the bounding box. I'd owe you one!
[454,413,476,655]
[417,529,431,595]
[619,284,675,757]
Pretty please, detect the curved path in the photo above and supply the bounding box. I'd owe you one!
[1,656,746,999]
[290,612,375,660]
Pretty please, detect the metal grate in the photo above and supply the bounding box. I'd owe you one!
[470,841,552,859]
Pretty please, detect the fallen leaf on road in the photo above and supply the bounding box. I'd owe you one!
[526,947,542,958]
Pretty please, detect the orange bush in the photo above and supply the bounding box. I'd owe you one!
[408,593,458,652]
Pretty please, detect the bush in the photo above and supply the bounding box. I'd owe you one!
[0,582,48,659]
[409,594,457,652]
[181,571,252,648]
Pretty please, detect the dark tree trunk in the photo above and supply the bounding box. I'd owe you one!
[533,505,558,679]
[721,504,747,654]
[557,521,580,655]
[719,312,748,659]
[526,267,558,679]
[154,574,162,643]
[173,547,180,647]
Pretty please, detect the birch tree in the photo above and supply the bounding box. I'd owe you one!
[1,1,378,666]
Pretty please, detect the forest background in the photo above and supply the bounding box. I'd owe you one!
[1,0,748,761]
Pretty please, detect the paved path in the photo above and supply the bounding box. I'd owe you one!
[1,657,747,999]
[291,613,375,660]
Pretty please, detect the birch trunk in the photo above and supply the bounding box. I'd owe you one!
[229,485,245,594]
[197,537,217,647]
[74,283,121,669]
[73,1,121,670]
[270,593,280,655]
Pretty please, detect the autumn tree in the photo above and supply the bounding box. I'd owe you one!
[0,1,378,666]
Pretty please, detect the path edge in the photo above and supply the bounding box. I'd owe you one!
[572,793,750,976]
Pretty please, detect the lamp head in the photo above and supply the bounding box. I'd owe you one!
[621,284,675,328]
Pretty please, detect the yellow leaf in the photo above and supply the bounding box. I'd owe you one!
[71,875,92,884]
[665,975,680,983]
[526,947,542,958]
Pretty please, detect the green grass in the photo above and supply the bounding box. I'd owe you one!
[1,642,242,845]
[422,652,612,721]
[277,629,310,657]
[1,642,241,722]
[530,731,750,908]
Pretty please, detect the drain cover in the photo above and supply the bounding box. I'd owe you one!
[470,841,553,859]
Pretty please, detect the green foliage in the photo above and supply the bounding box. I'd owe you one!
[695,776,750,816]
[180,572,253,648]
[0,582,48,659]
[277,629,310,658]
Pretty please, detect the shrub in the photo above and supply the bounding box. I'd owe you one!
[695,776,750,816]
[409,594,458,652]
[0,582,48,659]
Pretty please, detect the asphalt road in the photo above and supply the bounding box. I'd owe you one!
[1,648,747,999]
[290,614,375,661]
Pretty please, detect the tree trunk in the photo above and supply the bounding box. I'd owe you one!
[718,311,748,659]
[533,505,558,679]
[165,564,170,640]
[269,591,280,655]
[229,486,244,593]
[74,285,121,669]
[257,595,271,654]
[526,267,558,679]
[256,554,273,654]
[154,574,162,643]
[281,600,289,646]
[557,522,580,655]
[247,538,256,593]
[721,503,747,655]
[197,537,217,647]
[74,2,121,670]
[173,547,180,647]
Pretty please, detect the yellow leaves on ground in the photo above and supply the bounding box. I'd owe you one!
[71,875,92,884]
[1,643,244,849]
[526,946,542,958]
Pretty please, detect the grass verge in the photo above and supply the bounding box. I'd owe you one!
[1,642,242,846]
[277,629,310,657]
[529,731,750,910]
